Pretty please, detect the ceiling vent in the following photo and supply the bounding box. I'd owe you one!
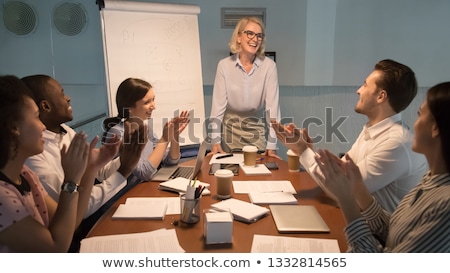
[221,7,266,29]
[53,2,87,36]
[2,1,37,36]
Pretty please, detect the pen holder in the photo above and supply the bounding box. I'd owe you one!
[180,194,200,224]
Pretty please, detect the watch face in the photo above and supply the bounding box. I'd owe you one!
[62,182,78,193]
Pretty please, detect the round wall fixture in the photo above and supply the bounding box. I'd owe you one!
[53,2,87,36]
[3,1,37,36]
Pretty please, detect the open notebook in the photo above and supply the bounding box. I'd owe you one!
[152,139,208,181]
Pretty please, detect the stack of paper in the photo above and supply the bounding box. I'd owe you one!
[80,228,185,253]
[159,177,210,195]
[211,198,269,223]
[239,163,271,176]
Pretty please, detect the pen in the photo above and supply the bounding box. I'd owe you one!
[216,153,233,159]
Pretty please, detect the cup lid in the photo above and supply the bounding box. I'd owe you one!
[242,145,258,152]
[287,149,299,156]
[214,169,234,177]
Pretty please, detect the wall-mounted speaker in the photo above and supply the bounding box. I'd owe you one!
[53,2,87,36]
[2,1,37,35]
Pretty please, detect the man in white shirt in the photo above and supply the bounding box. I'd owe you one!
[272,59,428,213]
[22,75,145,218]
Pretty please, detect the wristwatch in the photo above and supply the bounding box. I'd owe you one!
[61,181,79,193]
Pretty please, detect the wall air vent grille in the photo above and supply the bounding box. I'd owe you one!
[3,1,37,36]
[53,2,87,36]
[221,7,266,29]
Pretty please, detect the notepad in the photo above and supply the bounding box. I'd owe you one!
[270,205,330,233]
[112,203,167,220]
[211,198,269,223]
[249,191,298,205]
[239,163,271,176]
[158,177,210,195]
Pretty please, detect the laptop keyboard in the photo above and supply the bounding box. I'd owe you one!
[170,166,194,179]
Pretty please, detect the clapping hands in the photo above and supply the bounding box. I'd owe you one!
[60,132,89,184]
[271,121,313,156]
[162,110,190,143]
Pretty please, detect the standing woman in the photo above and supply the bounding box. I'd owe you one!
[314,82,450,252]
[0,75,106,252]
[209,17,281,158]
[103,78,190,181]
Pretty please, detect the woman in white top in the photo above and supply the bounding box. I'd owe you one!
[103,78,190,181]
[209,17,281,158]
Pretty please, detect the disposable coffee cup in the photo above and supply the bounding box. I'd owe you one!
[214,169,233,199]
[243,145,258,167]
[287,149,300,172]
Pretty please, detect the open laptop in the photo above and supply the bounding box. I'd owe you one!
[151,139,208,181]
[270,205,330,233]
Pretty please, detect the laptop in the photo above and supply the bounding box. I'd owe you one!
[269,205,330,233]
[151,139,208,181]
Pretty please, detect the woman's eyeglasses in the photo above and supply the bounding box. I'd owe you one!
[241,30,265,41]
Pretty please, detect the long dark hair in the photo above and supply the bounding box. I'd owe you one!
[102,78,152,142]
[427,82,450,172]
[0,75,33,168]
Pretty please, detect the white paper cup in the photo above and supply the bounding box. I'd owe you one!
[242,145,258,167]
[214,169,233,199]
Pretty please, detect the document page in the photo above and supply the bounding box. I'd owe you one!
[232,180,297,194]
[80,229,185,253]
[251,234,340,253]
[125,197,181,215]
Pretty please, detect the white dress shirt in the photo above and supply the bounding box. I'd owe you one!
[300,113,428,213]
[25,124,127,218]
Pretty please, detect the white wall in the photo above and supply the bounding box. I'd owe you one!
[0,0,447,157]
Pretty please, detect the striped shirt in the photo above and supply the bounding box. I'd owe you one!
[345,171,450,252]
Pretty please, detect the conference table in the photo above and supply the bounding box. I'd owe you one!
[87,154,348,252]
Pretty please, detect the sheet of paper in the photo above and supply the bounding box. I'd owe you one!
[209,153,244,165]
[248,191,298,205]
[251,234,340,253]
[80,228,185,253]
[232,180,297,194]
[125,197,181,215]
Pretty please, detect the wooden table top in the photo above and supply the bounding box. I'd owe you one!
[87,154,347,252]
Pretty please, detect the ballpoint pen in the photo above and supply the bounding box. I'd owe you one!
[216,154,233,159]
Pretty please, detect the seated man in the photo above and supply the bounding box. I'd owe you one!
[272,59,428,213]
[22,74,145,218]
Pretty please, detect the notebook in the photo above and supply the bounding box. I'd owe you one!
[158,177,211,195]
[211,198,269,223]
[152,139,208,181]
[112,203,167,220]
[270,205,330,233]
[239,163,271,176]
